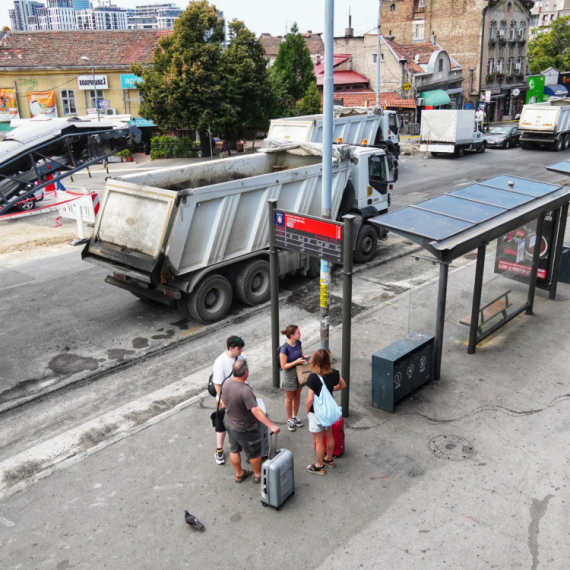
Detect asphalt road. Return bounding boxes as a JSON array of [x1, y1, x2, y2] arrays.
[[0, 145, 568, 417]]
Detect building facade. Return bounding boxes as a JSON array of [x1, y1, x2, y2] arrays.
[[380, 0, 534, 119], [76, 5, 128, 30], [259, 31, 324, 66], [8, 0, 45, 31]]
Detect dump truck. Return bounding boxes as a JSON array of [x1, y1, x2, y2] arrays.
[[82, 142, 397, 323], [518, 99, 570, 151], [268, 106, 402, 157], [419, 109, 486, 157]]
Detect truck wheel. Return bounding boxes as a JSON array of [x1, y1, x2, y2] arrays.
[[553, 138, 563, 152], [564, 134, 570, 149], [430, 152, 439, 157], [454, 146, 465, 158], [178, 274, 233, 323], [354, 224, 377, 264], [520, 141, 532, 150], [235, 259, 270, 306]]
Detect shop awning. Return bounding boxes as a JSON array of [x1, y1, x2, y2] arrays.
[[544, 84, 569, 97], [419, 89, 451, 107]]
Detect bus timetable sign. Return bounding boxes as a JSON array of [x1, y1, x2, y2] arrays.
[[274, 210, 343, 264]]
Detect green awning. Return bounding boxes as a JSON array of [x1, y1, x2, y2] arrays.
[[0, 122, 14, 131], [420, 89, 451, 107]]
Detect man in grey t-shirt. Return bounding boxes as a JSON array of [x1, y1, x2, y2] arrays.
[[222, 360, 280, 484]]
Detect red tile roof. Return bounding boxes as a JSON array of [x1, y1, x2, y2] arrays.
[[0, 30, 171, 69], [384, 38, 460, 74], [317, 70, 369, 87], [313, 54, 350, 75], [259, 33, 324, 57], [329, 90, 416, 109]]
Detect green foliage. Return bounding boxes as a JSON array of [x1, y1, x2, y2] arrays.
[[150, 136, 201, 160], [295, 82, 322, 116], [272, 22, 316, 103], [528, 16, 570, 74], [116, 149, 132, 158]]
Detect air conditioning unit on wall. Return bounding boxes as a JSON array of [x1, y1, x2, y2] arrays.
[[105, 108, 117, 115]]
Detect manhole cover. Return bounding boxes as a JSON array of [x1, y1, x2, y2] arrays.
[[429, 435, 474, 461]]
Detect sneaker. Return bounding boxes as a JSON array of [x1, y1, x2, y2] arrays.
[[292, 416, 304, 427], [215, 450, 225, 465], [287, 420, 296, 432]]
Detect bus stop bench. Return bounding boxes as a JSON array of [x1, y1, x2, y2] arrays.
[[460, 290, 512, 335]]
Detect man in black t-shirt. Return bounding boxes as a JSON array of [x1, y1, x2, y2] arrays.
[[222, 360, 280, 484]]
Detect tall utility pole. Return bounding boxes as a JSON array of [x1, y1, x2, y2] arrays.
[[320, 0, 334, 350], [376, 0, 381, 106]]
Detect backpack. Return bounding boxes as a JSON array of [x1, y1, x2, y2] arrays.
[[208, 356, 237, 397], [276, 340, 302, 370], [312, 374, 342, 428]]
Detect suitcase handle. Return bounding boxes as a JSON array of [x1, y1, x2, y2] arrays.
[[268, 432, 278, 459]]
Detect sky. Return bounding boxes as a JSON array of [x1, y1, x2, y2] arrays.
[[1, 0, 381, 38]]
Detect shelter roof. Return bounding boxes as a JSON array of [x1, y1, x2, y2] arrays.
[[369, 175, 570, 263], [0, 30, 171, 69]]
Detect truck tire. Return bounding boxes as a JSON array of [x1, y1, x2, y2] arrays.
[[520, 141, 533, 150], [235, 259, 270, 306], [454, 146, 465, 158], [354, 224, 378, 264], [564, 134, 570, 149], [552, 138, 563, 152], [178, 274, 233, 323], [430, 152, 439, 157]]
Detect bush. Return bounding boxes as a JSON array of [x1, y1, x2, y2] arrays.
[[150, 135, 201, 160], [116, 149, 132, 158]]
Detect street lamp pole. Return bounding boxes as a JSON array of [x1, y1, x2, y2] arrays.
[[81, 56, 100, 122]]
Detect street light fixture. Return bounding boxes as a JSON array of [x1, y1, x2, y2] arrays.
[[81, 56, 100, 122]]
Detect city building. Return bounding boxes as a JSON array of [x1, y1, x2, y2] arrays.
[[76, 3, 128, 30], [8, 0, 45, 31], [380, 0, 534, 120], [127, 2, 182, 29], [0, 29, 169, 145], [530, 0, 570, 38], [73, 0, 91, 10], [313, 54, 371, 92], [259, 31, 324, 66]]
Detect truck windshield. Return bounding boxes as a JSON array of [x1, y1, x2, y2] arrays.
[[368, 155, 387, 192], [388, 114, 398, 135]]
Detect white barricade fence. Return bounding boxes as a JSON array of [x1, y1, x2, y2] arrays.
[[57, 190, 100, 241]]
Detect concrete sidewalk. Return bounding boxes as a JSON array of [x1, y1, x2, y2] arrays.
[[1, 246, 569, 569]]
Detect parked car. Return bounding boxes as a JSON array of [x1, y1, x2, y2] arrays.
[[486, 126, 521, 149]]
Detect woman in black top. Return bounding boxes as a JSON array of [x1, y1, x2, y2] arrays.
[[305, 349, 346, 475]]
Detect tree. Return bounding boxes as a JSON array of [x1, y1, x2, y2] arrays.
[[528, 16, 570, 74], [295, 82, 322, 116], [272, 22, 316, 103], [132, 1, 225, 155]]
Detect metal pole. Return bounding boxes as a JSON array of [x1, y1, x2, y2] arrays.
[[341, 215, 355, 417], [526, 214, 545, 315], [434, 262, 449, 381], [549, 204, 568, 300], [468, 244, 486, 354], [321, 0, 334, 350], [376, 0, 381, 106], [267, 200, 280, 389], [91, 63, 100, 122]]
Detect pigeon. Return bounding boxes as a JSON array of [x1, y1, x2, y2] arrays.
[[185, 511, 205, 531]]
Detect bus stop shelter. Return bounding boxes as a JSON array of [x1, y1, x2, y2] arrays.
[[369, 174, 570, 380]]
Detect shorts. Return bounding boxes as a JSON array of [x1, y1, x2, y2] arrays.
[[308, 412, 325, 433], [281, 366, 300, 391], [223, 418, 262, 459], [212, 408, 226, 433]]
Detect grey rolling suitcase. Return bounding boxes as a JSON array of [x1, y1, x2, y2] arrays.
[[256, 397, 269, 460], [260, 433, 294, 510]]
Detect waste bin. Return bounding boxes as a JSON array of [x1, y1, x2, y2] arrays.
[[558, 242, 570, 283], [372, 332, 434, 413]]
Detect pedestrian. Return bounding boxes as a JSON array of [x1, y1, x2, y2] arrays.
[[305, 348, 346, 475], [223, 359, 280, 484], [212, 335, 246, 465], [279, 324, 307, 432], [221, 139, 231, 158]]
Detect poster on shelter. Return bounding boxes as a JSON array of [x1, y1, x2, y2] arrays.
[[27, 90, 58, 118], [494, 213, 555, 284], [0, 88, 19, 121]]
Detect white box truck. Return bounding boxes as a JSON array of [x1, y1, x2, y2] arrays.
[[518, 99, 570, 151], [419, 109, 486, 157], [268, 106, 401, 157], [82, 142, 397, 323]]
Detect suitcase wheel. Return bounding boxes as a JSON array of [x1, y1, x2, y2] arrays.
[[261, 501, 268, 507]]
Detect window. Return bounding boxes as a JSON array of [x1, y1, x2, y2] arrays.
[[438, 58, 443, 72], [368, 155, 386, 184], [490, 20, 497, 38], [497, 57, 504, 73], [509, 21, 515, 40], [89, 89, 105, 109], [371, 53, 384, 63], [390, 3, 395, 11], [61, 89, 76, 115], [412, 20, 425, 41], [507, 2, 512, 11], [508, 56, 514, 74], [519, 21, 526, 37], [488, 58, 495, 74]]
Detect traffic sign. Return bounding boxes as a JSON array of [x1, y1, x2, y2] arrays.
[[403, 82, 410, 91], [274, 210, 343, 264]]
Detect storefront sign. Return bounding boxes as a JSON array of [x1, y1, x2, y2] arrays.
[[130, 117, 155, 127], [120, 74, 143, 89], [78, 75, 109, 90], [485, 90, 491, 103], [27, 90, 58, 118], [97, 99, 111, 109], [559, 72, 570, 87], [0, 88, 19, 122], [526, 75, 545, 104], [495, 213, 555, 284]]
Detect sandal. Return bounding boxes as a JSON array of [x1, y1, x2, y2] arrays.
[[306, 464, 326, 475], [235, 469, 254, 483], [252, 475, 261, 484], [323, 458, 336, 468]]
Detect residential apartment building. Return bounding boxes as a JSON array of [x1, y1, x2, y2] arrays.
[[8, 0, 45, 31], [259, 31, 324, 66], [76, 4, 128, 30], [127, 2, 182, 29], [530, 0, 570, 37], [380, 0, 534, 120]]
